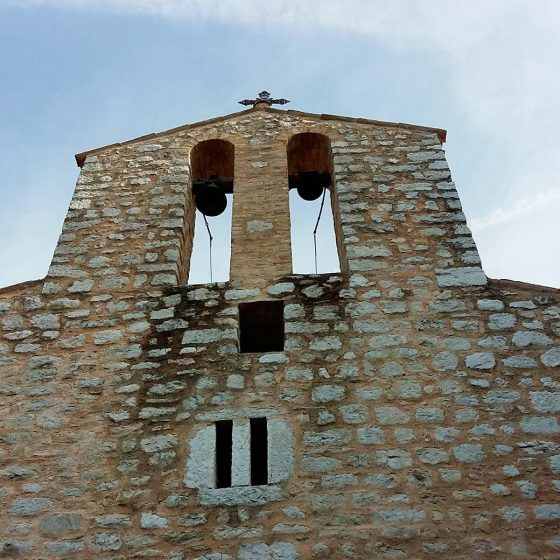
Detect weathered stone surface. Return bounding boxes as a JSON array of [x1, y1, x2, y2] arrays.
[[521, 416, 560, 434], [432, 351, 458, 371], [477, 299, 504, 311], [238, 541, 298, 560], [140, 513, 168, 529], [312, 385, 345, 403], [373, 508, 427, 524], [45, 541, 85, 555], [503, 355, 537, 368], [303, 428, 351, 446], [267, 282, 295, 296], [535, 504, 560, 520], [199, 486, 283, 507], [465, 352, 495, 370], [416, 407, 444, 423], [488, 313, 516, 330], [93, 329, 122, 344], [453, 444, 486, 463], [182, 328, 236, 344], [376, 449, 412, 469], [530, 391, 560, 413], [357, 427, 385, 444], [140, 434, 177, 453], [418, 447, 449, 464], [375, 407, 410, 425], [513, 331, 553, 347], [542, 347, 560, 367], [90, 532, 122, 551], [436, 267, 487, 287], [309, 336, 342, 350], [10, 497, 54, 516], [40, 513, 82, 534]]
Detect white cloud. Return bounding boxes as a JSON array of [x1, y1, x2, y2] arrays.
[[4, 0, 519, 49], [470, 189, 560, 232], [473, 197, 560, 287]]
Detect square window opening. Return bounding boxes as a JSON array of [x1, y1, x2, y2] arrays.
[[239, 301, 284, 353]]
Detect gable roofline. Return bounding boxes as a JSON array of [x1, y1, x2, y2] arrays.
[[488, 277, 560, 295], [74, 106, 447, 167]]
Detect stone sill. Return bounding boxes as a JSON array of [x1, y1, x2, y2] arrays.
[[198, 485, 283, 506]]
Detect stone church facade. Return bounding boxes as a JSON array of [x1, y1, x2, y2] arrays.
[[1, 102, 559, 559]]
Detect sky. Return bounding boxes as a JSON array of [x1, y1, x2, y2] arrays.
[[0, 0, 559, 288]]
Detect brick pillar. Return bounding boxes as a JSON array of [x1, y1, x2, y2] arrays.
[[230, 132, 292, 284]]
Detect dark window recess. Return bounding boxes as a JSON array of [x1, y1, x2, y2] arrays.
[[215, 420, 233, 488], [250, 418, 268, 485], [239, 301, 284, 353]]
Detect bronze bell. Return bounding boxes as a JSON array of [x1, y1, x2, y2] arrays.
[[295, 170, 330, 201], [193, 180, 227, 217]]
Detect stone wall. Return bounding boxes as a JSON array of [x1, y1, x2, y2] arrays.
[[0, 107, 559, 559]]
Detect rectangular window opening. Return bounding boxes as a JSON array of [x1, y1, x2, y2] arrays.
[[239, 300, 284, 353], [250, 417, 268, 486], [215, 420, 233, 488]]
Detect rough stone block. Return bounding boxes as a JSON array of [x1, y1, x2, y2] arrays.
[[453, 444, 485, 463], [40, 513, 82, 534], [435, 267, 487, 287]]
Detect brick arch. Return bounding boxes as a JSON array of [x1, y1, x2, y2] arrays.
[[287, 132, 333, 178], [189, 138, 235, 182]]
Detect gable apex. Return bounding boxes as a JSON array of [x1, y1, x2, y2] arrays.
[[74, 106, 447, 167]]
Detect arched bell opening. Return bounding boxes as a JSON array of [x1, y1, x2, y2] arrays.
[[187, 139, 234, 284], [287, 133, 344, 275]]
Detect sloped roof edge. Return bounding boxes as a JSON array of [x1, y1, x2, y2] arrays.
[[488, 277, 560, 295], [0, 278, 43, 296], [75, 106, 447, 167]]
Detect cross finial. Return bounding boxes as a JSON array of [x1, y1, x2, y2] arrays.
[[239, 90, 290, 108]]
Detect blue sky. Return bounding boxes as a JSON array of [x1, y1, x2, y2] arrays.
[[1, 0, 559, 287]]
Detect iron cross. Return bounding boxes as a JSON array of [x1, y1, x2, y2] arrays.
[[239, 91, 290, 108]]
